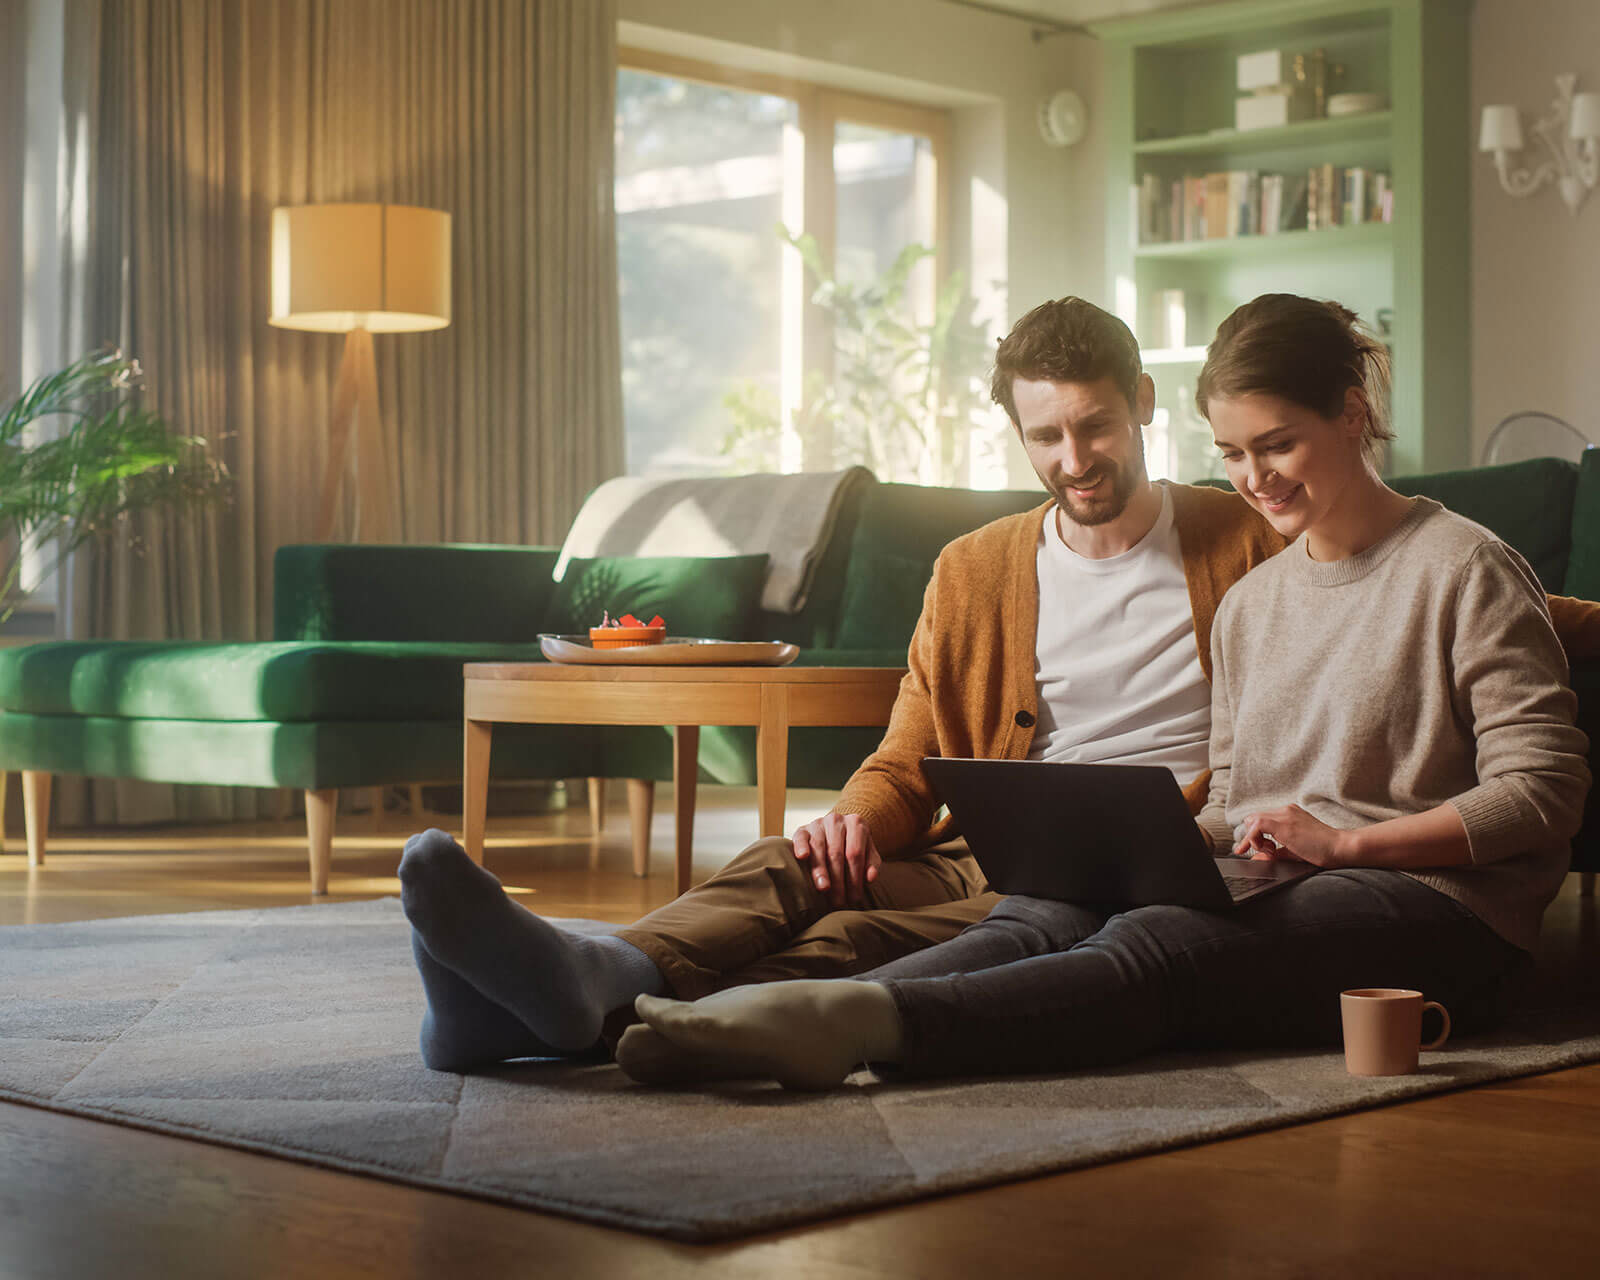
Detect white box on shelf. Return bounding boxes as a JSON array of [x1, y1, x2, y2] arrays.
[[1237, 49, 1285, 92], [1235, 91, 1299, 132]]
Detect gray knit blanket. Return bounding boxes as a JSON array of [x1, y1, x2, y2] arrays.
[[553, 467, 874, 613]]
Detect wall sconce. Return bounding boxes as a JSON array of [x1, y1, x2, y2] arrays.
[[1479, 73, 1600, 215]]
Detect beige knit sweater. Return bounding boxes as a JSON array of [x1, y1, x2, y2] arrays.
[[1197, 498, 1591, 952]]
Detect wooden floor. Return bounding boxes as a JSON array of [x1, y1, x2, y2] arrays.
[[3, 787, 1599, 1278]]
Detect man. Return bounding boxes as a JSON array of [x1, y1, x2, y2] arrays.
[[397, 297, 1600, 1071]]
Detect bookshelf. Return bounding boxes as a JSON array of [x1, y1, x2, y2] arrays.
[[1132, 110, 1393, 158], [1091, 0, 1470, 479], [1133, 220, 1393, 261]]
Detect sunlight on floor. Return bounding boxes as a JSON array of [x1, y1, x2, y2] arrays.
[[0, 787, 843, 925]]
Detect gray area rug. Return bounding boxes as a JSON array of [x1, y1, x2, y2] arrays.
[[3, 898, 1599, 1242]]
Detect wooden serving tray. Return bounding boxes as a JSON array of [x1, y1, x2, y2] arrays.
[[537, 635, 800, 667]]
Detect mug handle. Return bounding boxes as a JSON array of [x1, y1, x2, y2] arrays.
[[1422, 1001, 1451, 1052]]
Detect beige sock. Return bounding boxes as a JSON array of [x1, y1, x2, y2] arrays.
[[631, 980, 905, 1091], [614, 1023, 765, 1086]]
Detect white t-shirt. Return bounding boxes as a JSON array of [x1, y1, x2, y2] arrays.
[[1027, 482, 1212, 785]]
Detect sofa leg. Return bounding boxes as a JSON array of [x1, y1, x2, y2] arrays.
[[588, 777, 607, 835], [626, 779, 653, 878], [408, 784, 426, 818], [1582, 872, 1595, 899], [305, 788, 336, 896], [22, 771, 50, 868]]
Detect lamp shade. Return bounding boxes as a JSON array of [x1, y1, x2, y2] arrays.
[[1478, 104, 1524, 153], [269, 203, 451, 333], [1571, 91, 1600, 141]]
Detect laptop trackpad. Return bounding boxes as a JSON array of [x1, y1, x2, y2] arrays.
[[1214, 856, 1317, 901]]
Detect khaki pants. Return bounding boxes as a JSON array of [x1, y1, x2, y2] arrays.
[[614, 836, 1002, 1000]]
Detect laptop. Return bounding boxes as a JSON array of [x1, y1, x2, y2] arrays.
[[921, 757, 1318, 910]]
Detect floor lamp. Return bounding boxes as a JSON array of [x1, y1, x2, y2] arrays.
[[269, 203, 451, 541]]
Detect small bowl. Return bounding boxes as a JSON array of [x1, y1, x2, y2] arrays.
[[1326, 92, 1386, 117], [589, 625, 667, 650]]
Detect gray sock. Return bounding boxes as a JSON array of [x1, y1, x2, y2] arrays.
[[410, 932, 567, 1071], [398, 828, 665, 1052]]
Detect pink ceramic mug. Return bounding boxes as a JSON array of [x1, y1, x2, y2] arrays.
[[1340, 988, 1451, 1076]]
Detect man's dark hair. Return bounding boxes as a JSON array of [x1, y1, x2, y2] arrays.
[[989, 297, 1143, 427]]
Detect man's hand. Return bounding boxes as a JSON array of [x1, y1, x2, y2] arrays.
[[1233, 804, 1353, 868], [792, 812, 882, 908]]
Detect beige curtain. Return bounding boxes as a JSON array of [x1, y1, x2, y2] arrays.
[[53, 0, 623, 825]]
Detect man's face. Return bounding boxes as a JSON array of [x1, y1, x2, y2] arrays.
[[1012, 373, 1155, 527]]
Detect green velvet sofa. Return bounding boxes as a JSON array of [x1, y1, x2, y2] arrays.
[[2, 453, 1598, 894]]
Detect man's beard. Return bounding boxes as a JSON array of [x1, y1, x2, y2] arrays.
[[1056, 450, 1146, 528]]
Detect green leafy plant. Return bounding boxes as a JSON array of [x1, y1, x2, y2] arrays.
[[722, 228, 1001, 485], [0, 348, 230, 623]]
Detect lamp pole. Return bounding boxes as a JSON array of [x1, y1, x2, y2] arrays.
[[317, 326, 388, 543]]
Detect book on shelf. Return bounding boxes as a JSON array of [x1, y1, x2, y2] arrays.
[[1284, 173, 1310, 231], [1134, 165, 1393, 246], [1344, 168, 1365, 226], [1204, 172, 1227, 238]]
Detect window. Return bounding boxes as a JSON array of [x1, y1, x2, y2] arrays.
[[834, 121, 937, 292], [615, 67, 790, 475], [616, 52, 980, 483]]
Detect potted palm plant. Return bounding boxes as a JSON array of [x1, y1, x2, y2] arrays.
[[0, 348, 229, 625]]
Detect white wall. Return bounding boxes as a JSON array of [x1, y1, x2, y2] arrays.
[[1471, 0, 1600, 459]]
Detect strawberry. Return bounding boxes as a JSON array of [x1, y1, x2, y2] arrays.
[[648, 615, 665, 629], [619, 613, 641, 628]]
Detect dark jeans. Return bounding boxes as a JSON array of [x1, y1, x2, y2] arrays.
[[863, 869, 1530, 1078]]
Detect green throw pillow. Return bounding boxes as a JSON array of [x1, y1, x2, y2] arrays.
[[547, 555, 771, 640]]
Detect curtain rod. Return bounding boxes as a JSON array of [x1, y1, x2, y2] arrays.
[[938, 0, 1094, 41]]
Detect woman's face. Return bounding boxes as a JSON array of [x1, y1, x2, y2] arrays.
[[1207, 389, 1367, 542]]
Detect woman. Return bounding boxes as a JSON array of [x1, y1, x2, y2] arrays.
[[615, 294, 1592, 1089]]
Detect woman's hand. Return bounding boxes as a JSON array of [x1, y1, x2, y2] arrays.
[[1232, 805, 1354, 868]]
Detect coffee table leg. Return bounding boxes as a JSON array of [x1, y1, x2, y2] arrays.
[[463, 717, 492, 865], [626, 780, 654, 877], [673, 724, 699, 896], [755, 684, 790, 838]]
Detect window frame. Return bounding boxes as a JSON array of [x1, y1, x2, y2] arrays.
[[617, 47, 952, 472]]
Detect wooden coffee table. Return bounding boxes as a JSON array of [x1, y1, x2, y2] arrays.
[[461, 663, 907, 894]]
